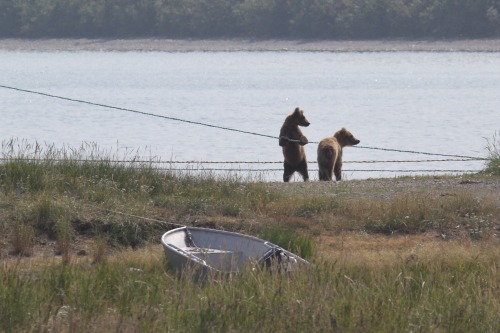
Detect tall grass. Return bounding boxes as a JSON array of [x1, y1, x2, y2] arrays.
[[0, 140, 283, 247], [484, 131, 500, 175], [0, 139, 499, 332], [1, 246, 498, 332]]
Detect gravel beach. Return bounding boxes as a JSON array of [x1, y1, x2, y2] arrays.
[[2, 38, 500, 52]]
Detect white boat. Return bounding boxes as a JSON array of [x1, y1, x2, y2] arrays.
[[161, 226, 309, 279]]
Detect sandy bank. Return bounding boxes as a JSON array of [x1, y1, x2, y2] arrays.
[[2, 38, 500, 52]]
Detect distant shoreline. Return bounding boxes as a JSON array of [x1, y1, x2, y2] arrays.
[[2, 38, 500, 52]]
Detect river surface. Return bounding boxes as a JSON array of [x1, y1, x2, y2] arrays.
[[1, 50, 499, 181]]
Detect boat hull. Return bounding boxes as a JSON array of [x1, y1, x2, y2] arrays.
[[161, 226, 308, 279]]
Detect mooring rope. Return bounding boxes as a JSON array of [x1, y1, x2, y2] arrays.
[[351, 145, 486, 160], [0, 84, 487, 160], [148, 157, 484, 164], [0, 84, 277, 140], [146, 167, 481, 173]]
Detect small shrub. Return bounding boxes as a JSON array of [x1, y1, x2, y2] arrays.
[[32, 194, 69, 237], [92, 236, 108, 264], [55, 216, 73, 263], [10, 223, 35, 256]]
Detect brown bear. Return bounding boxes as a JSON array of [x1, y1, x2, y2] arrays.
[[317, 128, 360, 181], [279, 107, 310, 182]]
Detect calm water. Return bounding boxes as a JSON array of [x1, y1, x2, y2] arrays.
[[1, 50, 499, 181]]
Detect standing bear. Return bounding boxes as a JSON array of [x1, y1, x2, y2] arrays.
[[279, 107, 310, 182], [317, 128, 360, 181]]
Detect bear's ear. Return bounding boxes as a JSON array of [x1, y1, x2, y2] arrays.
[[293, 107, 301, 115], [335, 128, 347, 137]]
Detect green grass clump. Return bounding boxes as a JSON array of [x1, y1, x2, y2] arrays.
[[258, 225, 316, 259], [484, 132, 500, 175]]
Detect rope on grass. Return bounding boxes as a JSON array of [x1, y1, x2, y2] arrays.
[[102, 208, 187, 228]]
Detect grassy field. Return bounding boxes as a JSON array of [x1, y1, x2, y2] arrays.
[[0, 139, 499, 332]]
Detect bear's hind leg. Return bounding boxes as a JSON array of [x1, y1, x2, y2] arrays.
[[334, 160, 342, 181], [326, 165, 334, 181], [318, 161, 334, 181], [297, 160, 309, 182], [318, 167, 326, 181], [283, 162, 295, 182]]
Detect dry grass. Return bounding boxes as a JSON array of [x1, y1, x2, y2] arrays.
[[317, 231, 499, 268]]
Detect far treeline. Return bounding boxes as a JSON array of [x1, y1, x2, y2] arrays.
[[1, 0, 500, 39]]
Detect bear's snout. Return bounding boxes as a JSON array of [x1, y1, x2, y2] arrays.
[[353, 139, 360, 145], [302, 121, 310, 127]]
